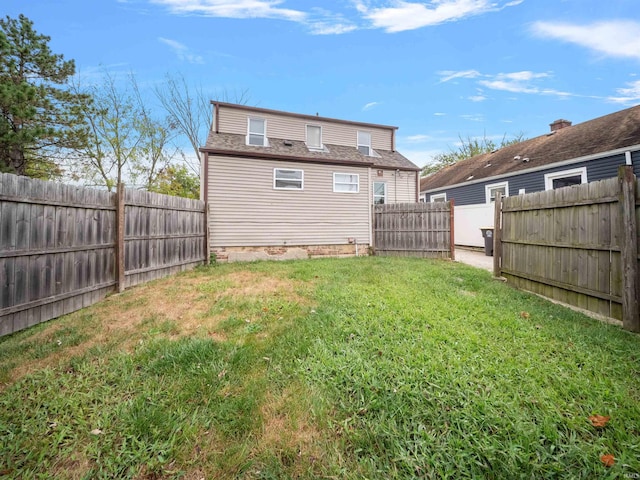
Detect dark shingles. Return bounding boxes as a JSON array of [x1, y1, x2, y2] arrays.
[[421, 105, 640, 192]]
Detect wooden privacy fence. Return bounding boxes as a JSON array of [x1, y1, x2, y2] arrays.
[[0, 173, 207, 337], [493, 166, 639, 332], [373, 201, 454, 259]]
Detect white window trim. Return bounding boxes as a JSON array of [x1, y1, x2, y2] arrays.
[[373, 181, 387, 204], [305, 124, 323, 150], [430, 193, 446, 202], [247, 117, 268, 147], [273, 168, 304, 190], [544, 167, 587, 190], [485, 181, 509, 204], [357, 131, 372, 156], [333, 172, 360, 193]]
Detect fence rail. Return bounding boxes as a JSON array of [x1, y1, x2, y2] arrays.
[[0, 173, 207, 337], [373, 202, 454, 259], [494, 166, 639, 332]]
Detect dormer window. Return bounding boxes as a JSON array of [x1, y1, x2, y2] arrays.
[[357, 131, 371, 156], [247, 117, 267, 146], [306, 125, 322, 150]]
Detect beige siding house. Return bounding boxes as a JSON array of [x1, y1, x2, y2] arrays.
[[200, 102, 420, 262]]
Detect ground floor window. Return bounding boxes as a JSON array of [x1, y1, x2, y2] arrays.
[[334, 173, 359, 193], [485, 181, 508, 203], [274, 168, 303, 190], [544, 167, 587, 190], [430, 193, 446, 202]]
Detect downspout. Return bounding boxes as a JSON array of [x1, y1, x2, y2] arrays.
[[204, 152, 209, 204], [368, 167, 373, 252], [415, 171, 420, 202], [203, 151, 210, 263], [395, 169, 398, 203]]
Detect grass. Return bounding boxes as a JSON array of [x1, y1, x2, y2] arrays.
[[0, 256, 639, 479]]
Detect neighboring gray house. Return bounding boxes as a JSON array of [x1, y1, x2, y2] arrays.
[[200, 102, 420, 262], [420, 105, 640, 247]]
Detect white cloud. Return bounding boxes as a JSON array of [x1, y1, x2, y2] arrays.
[[438, 69, 481, 83], [308, 21, 358, 35], [149, 0, 523, 35], [151, 0, 360, 35], [479, 79, 536, 94], [460, 113, 484, 122], [433, 112, 446, 116], [158, 37, 204, 64], [478, 71, 572, 97], [362, 101, 380, 111], [151, 0, 305, 21], [531, 20, 640, 61], [438, 68, 573, 98], [499, 71, 549, 82], [406, 134, 432, 142], [607, 80, 640, 105], [306, 7, 358, 34], [358, 0, 522, 33]]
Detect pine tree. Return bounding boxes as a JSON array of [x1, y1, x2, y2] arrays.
[[0, 14, 90, 178]]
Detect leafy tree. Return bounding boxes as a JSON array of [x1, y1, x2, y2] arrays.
[[149, 164, 200, 199], [71, 72, 175, 191], [0, 14, 90, 178], [422, 132, 526, 176]]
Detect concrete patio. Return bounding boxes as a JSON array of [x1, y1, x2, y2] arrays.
[[454, 247, 493, 272]]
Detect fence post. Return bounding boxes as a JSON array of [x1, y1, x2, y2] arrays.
[[449, 199, 455, 261], [493, 192, 502, 277], [116, 183, 126, 293], [205, 203, 211, 265], [618, 166, 639, 332]]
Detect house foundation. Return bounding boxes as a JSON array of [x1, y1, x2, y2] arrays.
[[211, 244, 369, 262]]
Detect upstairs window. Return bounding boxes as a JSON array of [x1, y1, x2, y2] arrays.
[[306, 125, 322, 150], [334, 173, 359, 193], [274, 168, 303, 190], [357, 131, 371, 156], [485, 182, 508, 203], [373, 182, 387, 204], [247, 117, 267, 146]]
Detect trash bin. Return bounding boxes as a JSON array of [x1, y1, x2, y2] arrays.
[[480, 227, 494, 256]]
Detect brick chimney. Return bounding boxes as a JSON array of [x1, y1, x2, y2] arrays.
[[550, 119, 572, 132]]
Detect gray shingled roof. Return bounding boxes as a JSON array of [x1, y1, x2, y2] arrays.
[[421, 104, 640, 192], [202, 132, 419, 171]]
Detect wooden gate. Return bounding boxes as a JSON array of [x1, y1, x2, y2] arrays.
[[373, 202, 454, 259]]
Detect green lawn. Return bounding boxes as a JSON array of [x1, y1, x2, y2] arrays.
[[1, 257, 639, 479]]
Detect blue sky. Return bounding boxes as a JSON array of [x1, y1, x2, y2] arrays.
[[5, 0, 640, 168]]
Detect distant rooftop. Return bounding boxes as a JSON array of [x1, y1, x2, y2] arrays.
[[421, 104, 640, 192]]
